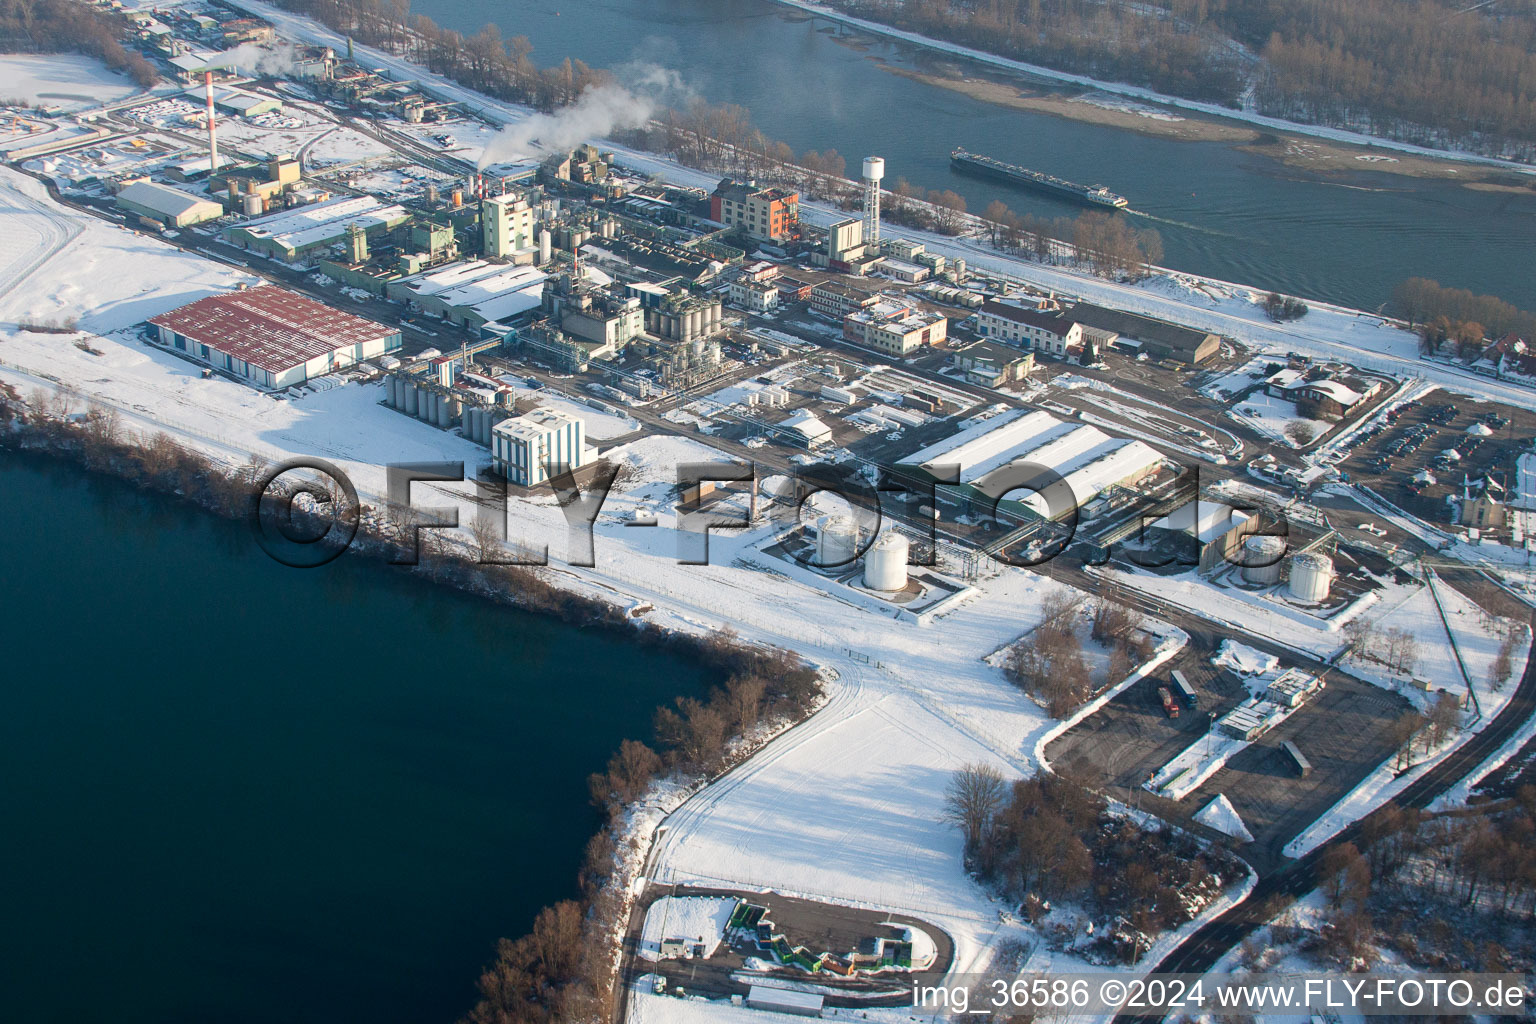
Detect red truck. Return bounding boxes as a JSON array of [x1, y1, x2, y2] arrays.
[[1157, 686, 1181, 719]]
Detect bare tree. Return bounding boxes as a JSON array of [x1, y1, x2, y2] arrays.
[[943, 762, 1007, 856]]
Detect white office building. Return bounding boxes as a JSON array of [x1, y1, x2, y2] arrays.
[[491, 407, 587, 486]]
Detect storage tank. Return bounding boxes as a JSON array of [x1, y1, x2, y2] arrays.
[[242, 193, 263, 216], [1288, 552, 1334, 603], [538, 228, 552, 265], [404, 383, 419, 416], [1241, 534, 1286, 585], [815, 515, 861, 568], [863, 531, 909, 591], [862, 156, 885, 182]]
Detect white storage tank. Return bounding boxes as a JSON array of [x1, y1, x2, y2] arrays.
[[242, 193, 263, 216], [863, 531, 909, 591], [1241, 534, 1286, 585], [1289, 552, 1334, 603], [815, 515, 861, 568]]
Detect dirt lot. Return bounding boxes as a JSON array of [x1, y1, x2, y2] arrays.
[[1047, 643, 1411, 871]]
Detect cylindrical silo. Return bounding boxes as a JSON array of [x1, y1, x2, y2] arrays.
[[1289, 552, 1334, 603], [1241, 534, 1286, 585], [465, 408, 480, 441], [864, 531, 909, 591], [242, 193, 263, 216], [437, 396, 451, 428], [404, 383, 419, 416], [815, 515, 861, 568], [538, 229, 552, 265]]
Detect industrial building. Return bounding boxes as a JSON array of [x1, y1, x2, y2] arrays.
[[147, 285, 402, 388], [809, 281, 877, 319], [950, 340, 1033, 387], [1143, 499, 1259, 573], [709, 178, 799, 242], [897, 408, 1165, 519], [491, 407, 588, 486], [1068, 302, 1222, 365], [842, 298, 947, 357], [975, 300, 1082, 358], [223, 195, 411, 261], [388, 260, 547, 328], [481, 191, 536, 258], [114, 180, 224, 228]]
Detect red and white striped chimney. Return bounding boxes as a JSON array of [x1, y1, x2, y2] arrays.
[[204, 71, 219, 174]]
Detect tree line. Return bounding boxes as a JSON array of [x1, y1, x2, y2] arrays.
[[839, 0, 1536, 156], [1391, 277, 1536, 359], [944, 763, 1242, 963], [0, 0, 158, 88], [1293, 787, 1536, 968]]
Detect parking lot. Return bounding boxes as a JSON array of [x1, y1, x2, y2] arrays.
[[1047, 645, 1412, 870], [1341, 395, 1534, 528]]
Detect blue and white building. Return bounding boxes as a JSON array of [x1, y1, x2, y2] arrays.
[[491, 407, 587, 486]]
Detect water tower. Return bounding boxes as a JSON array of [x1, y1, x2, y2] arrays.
[[862, 156, 884, 246]]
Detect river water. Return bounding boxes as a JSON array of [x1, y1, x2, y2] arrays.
[[0, 454, 710, 1023], [428, 0, 1536, 312]]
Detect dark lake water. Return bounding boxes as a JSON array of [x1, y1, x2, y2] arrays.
[[425, 0, 1536, 312], [0, 453, 710, 1023]]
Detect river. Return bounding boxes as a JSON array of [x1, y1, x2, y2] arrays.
[[0, 453, 711, 1024], [426, 0, 1536, 313]]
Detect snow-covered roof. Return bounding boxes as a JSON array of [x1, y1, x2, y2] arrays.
[[232, 195, 406, 250], [1302, 379, 1363, 405], [399, 260, 547, 321], [117, 180, 220, 218], [781, 409, 832, 444], [1148, 499, 1251, 545]]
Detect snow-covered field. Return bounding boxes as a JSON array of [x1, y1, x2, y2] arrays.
[[0, 168, 244, 329], [0, 54, 143, 110]]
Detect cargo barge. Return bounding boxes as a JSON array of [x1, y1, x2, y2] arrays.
[[950, 148, 1129, 209]]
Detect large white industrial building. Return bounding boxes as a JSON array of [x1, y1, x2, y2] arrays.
[[491, 407, 589, 486], [897, 408, 1164, 517]]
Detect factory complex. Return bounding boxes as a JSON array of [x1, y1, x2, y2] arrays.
[[6, 7, 1536, 1023]]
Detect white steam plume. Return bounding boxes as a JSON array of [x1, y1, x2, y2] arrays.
[[206, 42, 298, 77], [477, 64, 691, 170]]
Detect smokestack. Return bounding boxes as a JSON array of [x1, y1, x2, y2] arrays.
[[204, 72, 219, 174]]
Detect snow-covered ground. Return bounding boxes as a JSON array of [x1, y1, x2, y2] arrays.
[[0, 168, 244, 329], [1230, 391, 1332, 449], [0, 54, 143, 111], [638, 896, 738, 962]]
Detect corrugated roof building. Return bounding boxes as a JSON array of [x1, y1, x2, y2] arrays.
[[147, 284, 402, 388], [115, 181, 225, 228]]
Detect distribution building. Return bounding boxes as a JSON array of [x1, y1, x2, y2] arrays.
[[491, 407, 587, 486], [147, 285, 402, 388]]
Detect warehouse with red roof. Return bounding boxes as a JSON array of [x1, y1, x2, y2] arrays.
[[147, 285, 402, 389]]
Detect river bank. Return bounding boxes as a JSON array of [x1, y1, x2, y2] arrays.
[[762, 0, 1536, 176], [882, 61, 1533, 188]]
